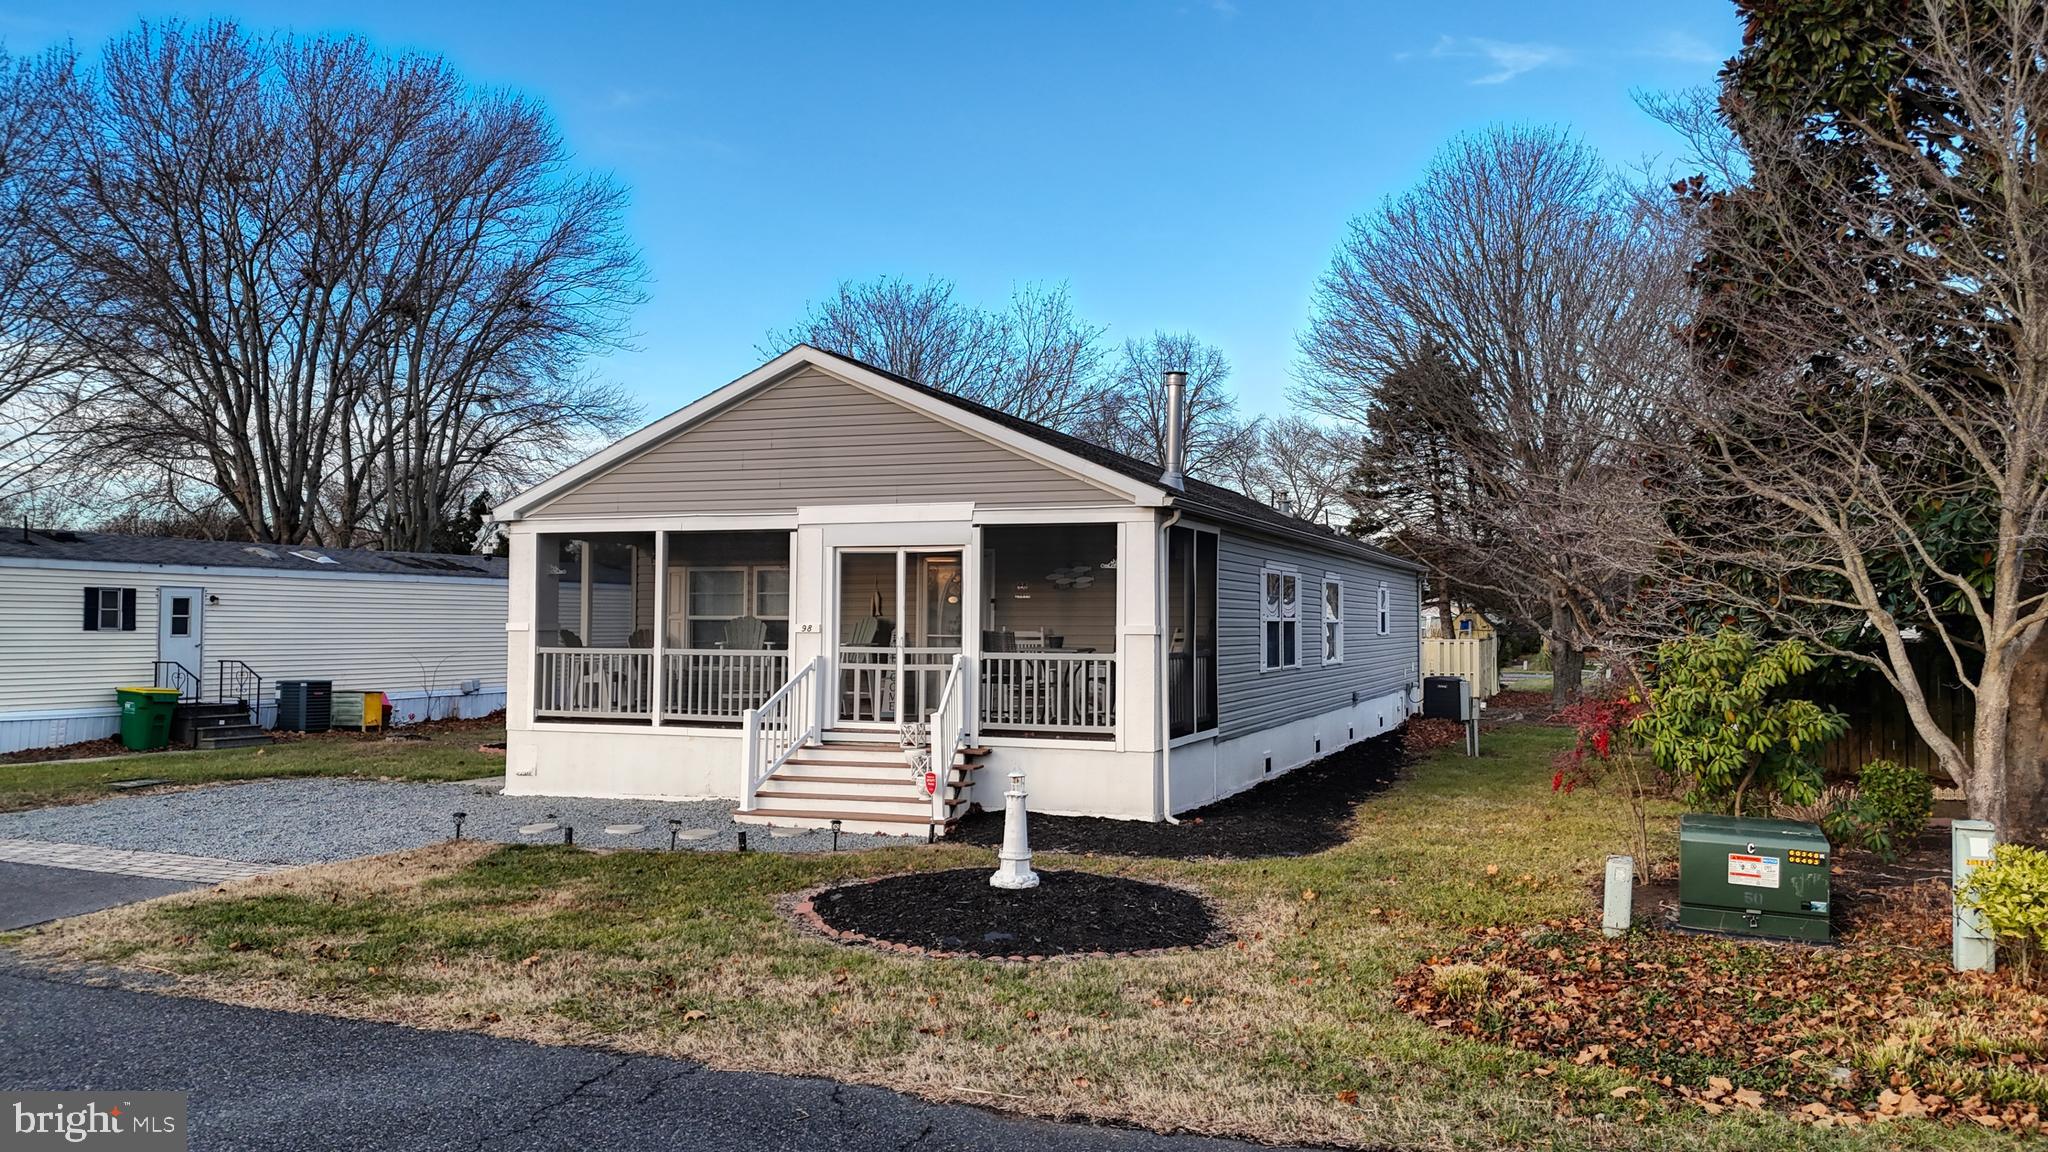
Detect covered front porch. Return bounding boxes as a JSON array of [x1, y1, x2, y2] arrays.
[[529, 522, 1124, 740], [532, 529, 791, 725]]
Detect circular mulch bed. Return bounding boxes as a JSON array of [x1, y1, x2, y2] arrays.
[[801, 868, 1223, 959]]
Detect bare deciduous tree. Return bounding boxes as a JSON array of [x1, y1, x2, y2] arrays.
[[765, 277, 1106, 431], [0, 45, 87, 510], [1646, 0, 2048, 835], [1207, 414, 1358, 525], [1297, 125, 1687, 706], [39, 21, 641, 548], [1076, 331, 1245, 479]]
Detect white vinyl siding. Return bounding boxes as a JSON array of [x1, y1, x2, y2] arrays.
[[0, 563, 507, 716]]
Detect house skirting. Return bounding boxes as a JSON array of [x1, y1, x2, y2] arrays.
[[0, 685, 507, 755], [1166, 687, 1413, 817]]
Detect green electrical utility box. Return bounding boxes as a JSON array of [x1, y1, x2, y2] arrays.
[[1677, 815, 1833, 943]]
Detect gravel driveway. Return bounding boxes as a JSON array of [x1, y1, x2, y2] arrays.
[[0, 779, 900, 865]]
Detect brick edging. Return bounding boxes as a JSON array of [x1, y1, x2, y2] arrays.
[[779, 870, 1233, 963]]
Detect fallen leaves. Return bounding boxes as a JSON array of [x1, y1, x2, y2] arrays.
[[1393, 889, 2048, 1132]]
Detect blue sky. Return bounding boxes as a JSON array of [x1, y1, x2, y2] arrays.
[[2, 1, 1741, 419]]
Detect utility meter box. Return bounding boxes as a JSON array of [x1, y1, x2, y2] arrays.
[[1677, 814, 1833, 943], [1422, 675, 1472, 721]]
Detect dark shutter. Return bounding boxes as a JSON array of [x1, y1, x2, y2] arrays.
[[82, 587, 99, 631], [120, 587, 137, 631]]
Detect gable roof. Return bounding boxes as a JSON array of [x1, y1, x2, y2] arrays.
[[0, 530, 507, 580], [500, 345, 1421, 572]]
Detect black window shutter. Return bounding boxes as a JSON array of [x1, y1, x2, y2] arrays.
[[120, 588, 137, 631], [82, 587, 99, 631]]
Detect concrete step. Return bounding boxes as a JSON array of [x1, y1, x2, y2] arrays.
[[197, 731, 271, 750]]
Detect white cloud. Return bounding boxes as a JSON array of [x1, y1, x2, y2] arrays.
[[1640, 29, 1726, 67], [1428, 36, 1572, 85]]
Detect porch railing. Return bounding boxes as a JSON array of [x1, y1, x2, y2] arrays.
[[741, 655, 823, 811], [979, 652, 1117, 734], [926, 653, 974, 822], [836, 646, 959, 724], [152, 660, 200, 700], [534, 648, 655, 719], [663, 649, 787, 723]]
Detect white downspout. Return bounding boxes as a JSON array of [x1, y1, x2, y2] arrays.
[[1157, 507, 1182, 824]]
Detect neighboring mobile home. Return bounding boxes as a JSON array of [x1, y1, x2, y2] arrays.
[[0, 531, 510, 753], [494, 346, 1424, 834]]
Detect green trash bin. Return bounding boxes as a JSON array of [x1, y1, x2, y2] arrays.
[[116, 686, 181, 751]]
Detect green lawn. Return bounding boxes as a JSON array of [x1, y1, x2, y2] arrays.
[[9, 724, 2029, 1151], [0, 727, 504, 812]]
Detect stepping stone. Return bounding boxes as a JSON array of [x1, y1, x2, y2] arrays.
[[518, 822, 559, 835], [676, 828, 717, 842], [106, 779, 170, 791], [767, 828, 805, 839], [603, 824, 646, 836]]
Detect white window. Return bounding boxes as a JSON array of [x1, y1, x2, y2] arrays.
[[1323, 577, 1344, 664], [1377, 583, 1392, 636], [85, 586, 127, 631], [683, 566, 790, 649], [1261, 567, 1299, 670]]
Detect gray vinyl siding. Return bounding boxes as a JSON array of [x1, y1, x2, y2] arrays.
[[535, 368, 1115, 516], [1214, 527, 1419, 741]]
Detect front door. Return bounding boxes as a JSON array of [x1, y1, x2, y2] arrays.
[[156, 586, 204, 693], [835, 549, 963, 727]]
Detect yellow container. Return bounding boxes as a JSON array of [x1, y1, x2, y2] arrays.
[[331, 690, 384, 732]]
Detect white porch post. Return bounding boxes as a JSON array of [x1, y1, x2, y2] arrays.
[[651, 531, 668, 727], [1117, 518, 1165, 812], [577, 539, 593, 643], [507, 525, 541, 732], [963, 525, 983, 746], [894, 548, 907, 726]]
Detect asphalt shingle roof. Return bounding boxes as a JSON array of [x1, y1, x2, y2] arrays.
[[807, 347, 1421, 571], [0, 529, 507, 580]]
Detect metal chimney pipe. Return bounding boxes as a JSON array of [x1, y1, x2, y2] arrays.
[[1160, 370, 1187, 489]]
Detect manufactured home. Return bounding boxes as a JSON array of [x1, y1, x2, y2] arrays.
[[0, 531, 510, 753], [494, 346, 1423, 834]]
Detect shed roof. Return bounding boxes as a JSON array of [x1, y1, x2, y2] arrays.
[[0, 530, 507, 580]]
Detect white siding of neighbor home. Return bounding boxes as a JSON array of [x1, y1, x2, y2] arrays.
[[533, 367, 1116, 517], [1212, 526, 1419, 742], [0, 561, 507, 724]]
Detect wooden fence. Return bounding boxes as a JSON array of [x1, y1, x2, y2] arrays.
[[1804, 653, 1971, 783], [1422, 635, 1501, 699]]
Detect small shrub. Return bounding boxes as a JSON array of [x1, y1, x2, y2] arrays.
[[1835, 759, 1935, 860], [1957, 844, 2048, 980], [1781, 782, 1857, 829]]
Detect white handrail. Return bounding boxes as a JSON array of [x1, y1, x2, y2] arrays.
[[740, 654, 822, 812], [925, 653, 974, 824]]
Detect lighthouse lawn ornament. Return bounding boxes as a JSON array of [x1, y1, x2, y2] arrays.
[[990, 770, 1039, 890]]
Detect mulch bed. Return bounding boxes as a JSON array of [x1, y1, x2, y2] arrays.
[[1399, 839, 2047, 1132], [949, 732, 1406, 861], [799, 868, 1224, 959], [3, 711, 509, 763]]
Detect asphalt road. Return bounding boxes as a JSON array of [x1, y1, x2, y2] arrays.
[[0, 968, 1315, 1151], [0, 860, 196, 930]]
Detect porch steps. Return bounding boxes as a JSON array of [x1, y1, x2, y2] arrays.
[[733, 738, 987, 838], [174, 701, 272, 751]]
